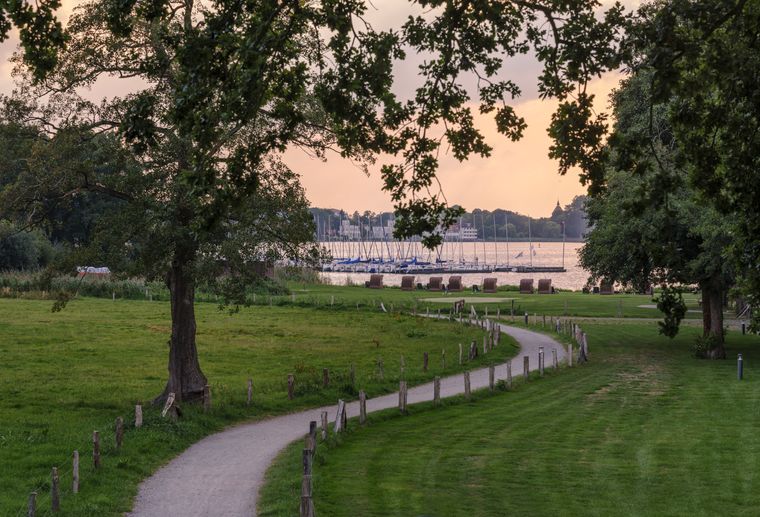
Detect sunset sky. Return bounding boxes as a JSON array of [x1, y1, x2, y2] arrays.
[[0, 1, 629, 218]]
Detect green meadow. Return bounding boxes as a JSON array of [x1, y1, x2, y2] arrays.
[[259, 320, 760, 517], [0, 296, 498, 515]]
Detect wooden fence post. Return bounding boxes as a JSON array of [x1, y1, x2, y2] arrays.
[[93, 431, 100, 469], [287, 374, 295, 400], [552, 348, 558, 369], [309, 421, 317, 454], [376, 358, 384, 380], [50, 467, 60, 512], [135, 404, 143, 428], [400, 355, 405, 377], [321, 411, 328, 440], [464, 371, 471, 399], [506, 362, 512, 389], [539, 347, 544, 377], [423, 352, 429, 371], [359, 391, 367, 425], [399, 381, 408, 413], [441, 349, 446, 369], [567, 343, 573, 366], [247, 378, 253, 405], [543, 314, 546, 327], [300, 473, 314, 517], [334, 400, 346, 433], [322, 368, 329, 388], [27, 491, 36, 517], [483, 336, 487, 354], [72, 450, 79, 494], [203, 384, 211, 411], [489, 365, 495, 391], [458, 343, 463, 365], [115, 416, 124, 449], [434, 376, 441, 405], [523, 356, 529, 380]]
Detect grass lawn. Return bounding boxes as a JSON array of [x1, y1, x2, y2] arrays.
[[286, 283, 706, 320], [259, 321, 760, 516], [0, 296, 503, 516]]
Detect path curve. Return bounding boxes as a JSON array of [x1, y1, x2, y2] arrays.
[[129, 323, 565, 517]]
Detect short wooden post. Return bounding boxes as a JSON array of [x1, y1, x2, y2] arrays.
[[247, 378, 253, 405], [376, 357, 384, 380], [464, 371, 471, 399], [135, 404, 143, 428], [115, 416, 124, 449], [322, 368, 330, 388], [458, 343, 463, 365], [27, 491, 36, 517], [72, 450, 79, 493], [423, 352, 429, 371], [434, 376, 441, 405], [506, 362, 512, 389], [539, 347, 544, 377], [483, 335, 487, 354], [51, 467, 60, 512], [321, 411, 328, 440], [93, 430, 101, 469], [302, 447, 312, 475], [334, 399, 346, 433], [567, 343, 573, 366], [309, 421, 317, 454], [300, 473, 313, 517], [400, 355, 405, 377], [287, 374, 295, 400], [359, 390, 367, 425], [523, 356, 529, 380], [552, 348, 558, 369], [399, 381, 407, 412], [203, 384, 212, 411], [489, 365, 495, 391], [441, 349, 446, 369]]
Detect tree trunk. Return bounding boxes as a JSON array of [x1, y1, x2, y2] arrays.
[[700, 281, 712, 337], [154, 257, 208, 405], [704, 279, 726, 359]]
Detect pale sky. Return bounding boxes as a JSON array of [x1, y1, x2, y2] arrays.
[[0, 1, 628, 218]]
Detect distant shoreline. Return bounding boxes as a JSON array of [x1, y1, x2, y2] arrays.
[[318, 238, 586, 243]]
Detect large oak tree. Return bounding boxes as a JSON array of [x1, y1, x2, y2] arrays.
[[0, 0, 627, 402]]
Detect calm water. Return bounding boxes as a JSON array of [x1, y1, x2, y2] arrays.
[[318, 241, 589, 290]]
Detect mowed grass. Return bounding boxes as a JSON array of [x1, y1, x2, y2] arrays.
[[288, 283, 705, 319], [0, 297, 505, 516], [259, 322, 760, 517]]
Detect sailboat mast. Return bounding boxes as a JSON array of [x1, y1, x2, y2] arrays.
[[493, 213, 498, 267], [528, 217, 533, 268], [505, 212, 510, 267]]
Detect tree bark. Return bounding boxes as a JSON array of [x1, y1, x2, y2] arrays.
[[704, 278, 726, 359], [154, 256, 208, 404], [700, 280, 712, 337]]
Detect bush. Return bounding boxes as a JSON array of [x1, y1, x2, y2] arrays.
[[0, 222, 55, 270], [692, 334, 723, 359]]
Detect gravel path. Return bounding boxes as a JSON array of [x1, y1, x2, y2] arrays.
[[129, 323, 565, 517]]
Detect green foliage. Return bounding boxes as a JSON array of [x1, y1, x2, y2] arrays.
[[654, 286, 686, 338], [0, 222, 55, 270], [692, 333, 723, 359]]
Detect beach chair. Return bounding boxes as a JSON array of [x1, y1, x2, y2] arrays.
[[448, 275, 463, 292], [368, 274, 384, 289], [599, 280, 614, 295], [427, 277, 443, 291], [483, 277, 498, 293], [537, 279, 552, 294], [519, 278, 534, 294], [400, 275, 415, 291]]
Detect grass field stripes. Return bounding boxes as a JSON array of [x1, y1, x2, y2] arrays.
[[293, 313, 576, 517]]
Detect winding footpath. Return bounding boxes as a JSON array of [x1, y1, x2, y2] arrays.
[[129, 323, 565, 517]]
